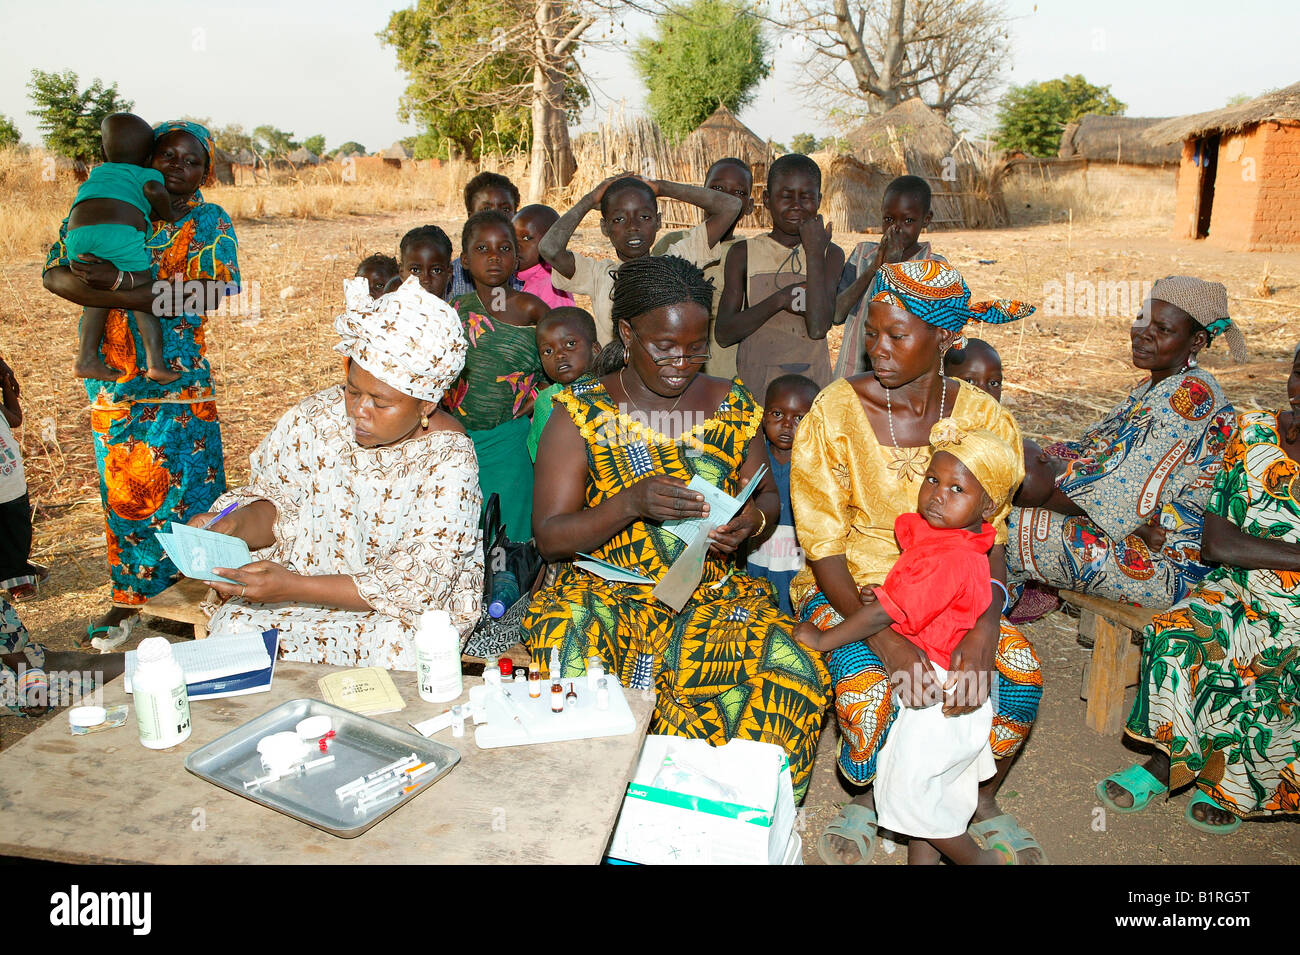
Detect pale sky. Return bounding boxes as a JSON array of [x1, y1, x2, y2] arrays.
[[1, 0, 1296, 153]]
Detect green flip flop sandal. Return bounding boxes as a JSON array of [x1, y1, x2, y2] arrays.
[[816, 803, 878, 865], [1096, 764, 1168, 814], [1185, 790, 1242, 834], [968, 812, 1048, 865]]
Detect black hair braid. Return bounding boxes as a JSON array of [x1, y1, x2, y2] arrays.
[[399, 224, 452, 259], [601, 255, 715, 372], [461, 209, 518, 254]]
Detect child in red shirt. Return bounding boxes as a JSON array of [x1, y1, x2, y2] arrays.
[[796, 419, 1023, 864]]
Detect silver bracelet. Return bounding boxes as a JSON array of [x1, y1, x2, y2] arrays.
[[111, 270, 124, 291], [990, 579, 1011, 614]]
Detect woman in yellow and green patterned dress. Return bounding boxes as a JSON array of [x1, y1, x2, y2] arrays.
[[523, 255, 830, 800], [1099, 344, 1300, 831]]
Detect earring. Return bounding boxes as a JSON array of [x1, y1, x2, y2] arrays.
[[1183, 354, 1199, 371], [421, 413, 430, 429]]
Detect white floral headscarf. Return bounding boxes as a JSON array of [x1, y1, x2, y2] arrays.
[[333, 276, 467, 404]]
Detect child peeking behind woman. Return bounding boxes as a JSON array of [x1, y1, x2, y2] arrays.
[[797, 420, 1024, 865]]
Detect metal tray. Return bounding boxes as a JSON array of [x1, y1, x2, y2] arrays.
[[185, 698, 460, 838]]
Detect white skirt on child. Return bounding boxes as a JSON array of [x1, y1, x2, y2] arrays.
[[874, 664, 996, 840]]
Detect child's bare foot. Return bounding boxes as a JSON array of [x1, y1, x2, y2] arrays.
[[75, 358, 124, 381], [145, 366, 181, 384]]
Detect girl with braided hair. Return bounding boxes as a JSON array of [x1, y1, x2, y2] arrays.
[[523, 254, 830, 801]]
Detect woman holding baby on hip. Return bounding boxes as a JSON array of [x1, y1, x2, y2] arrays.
[[43, 118, 240, 646]]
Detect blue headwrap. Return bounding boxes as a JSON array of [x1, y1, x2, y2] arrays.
[[152, 120, 215, 187], [870, 260, 1034, 332]]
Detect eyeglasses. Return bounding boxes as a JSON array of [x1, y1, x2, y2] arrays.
[[629, 329, 711, 366]]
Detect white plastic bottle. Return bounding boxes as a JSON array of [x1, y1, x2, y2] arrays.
[[133, 637, 192, 749], [415, 609, 462, 703]]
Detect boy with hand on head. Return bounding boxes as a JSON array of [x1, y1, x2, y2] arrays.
[[716, 154, 844, 398], [355, 253, 399, 299], [834, 175, 947, 378], [64, 113, 180, 384], [651, 158, 754, 381], [527, 306, 600, 462], [797, 421, 1025, 865], [448, 172, 524, 300], [539, 173, 743, 345], [746, 374, 818, 613], [513, 204, 575, 310], [395, 225, 454, 299]]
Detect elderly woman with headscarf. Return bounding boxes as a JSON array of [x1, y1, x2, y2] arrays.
[[190, 277, 483, 670], [43, 120, 240, 647], [1097, 343, 1300, 833], [1008, 276, 1240, 611]]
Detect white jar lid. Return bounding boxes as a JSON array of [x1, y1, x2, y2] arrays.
[[69, 705, 107, 728], [295, 715, 332, 740]]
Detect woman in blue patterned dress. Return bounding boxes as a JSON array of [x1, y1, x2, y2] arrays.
[[43, 120, 240, 645], [1008, 277, 1239, 609]]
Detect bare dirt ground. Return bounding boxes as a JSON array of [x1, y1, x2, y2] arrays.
[[2, 201, 1298, 863]]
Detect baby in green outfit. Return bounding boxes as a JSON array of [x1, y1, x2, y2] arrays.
[[67, 112, 178, 383]]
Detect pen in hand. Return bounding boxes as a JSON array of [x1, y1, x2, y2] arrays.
[[202, 502, 238, 530]]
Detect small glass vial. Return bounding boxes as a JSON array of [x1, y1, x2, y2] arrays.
[[549, 647, 561, 682], [514, 667, 527, 684], [586, 655, 605, 691], [566, 682, 578, 706], [529, 670, 542, 699], [484, 664, 502, 687], [498, 656, 514, 681], [451, 704, 465, 737], [596, 677, 610, 711], [550, 681, 564, 713]]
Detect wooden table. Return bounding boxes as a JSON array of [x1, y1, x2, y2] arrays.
[[0, 663, 654, 864]]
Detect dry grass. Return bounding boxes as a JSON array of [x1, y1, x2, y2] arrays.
[[1002, 166, 1177, 228], [3, 169, 1300, 655]]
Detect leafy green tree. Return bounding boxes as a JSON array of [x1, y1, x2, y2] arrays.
[[254, 125, 299, 159], [332, 141, 368, 157], [633, 0, 771, 143], [0, 114, 21, 149], [213, 123, 256, 156], [303, 134, 326, 156], [26, 69, 133, 163], [994, 74, 1125, 157], [790, 132, 819, 154]]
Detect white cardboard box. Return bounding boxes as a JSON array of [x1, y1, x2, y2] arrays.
[[608, 735, 795, 865]]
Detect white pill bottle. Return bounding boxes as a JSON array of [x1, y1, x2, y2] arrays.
[[133, 637, 192, 749], [414, 609, 462, 703]]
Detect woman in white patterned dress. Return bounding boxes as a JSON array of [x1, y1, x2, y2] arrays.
[[191, 277, 483, 669]]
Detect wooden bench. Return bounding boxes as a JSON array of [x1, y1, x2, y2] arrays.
[[141, 577, 210, 639], [1058, 590, 1158, 735]]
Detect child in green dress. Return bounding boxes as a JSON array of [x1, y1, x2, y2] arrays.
[[446, 210, 548, 540], [68, 113, 179, 383]]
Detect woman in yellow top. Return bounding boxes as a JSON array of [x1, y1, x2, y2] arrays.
[[791, 260, 1044, 864], [523, 255, 830, 801]]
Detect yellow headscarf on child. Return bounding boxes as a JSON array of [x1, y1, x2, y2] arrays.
[[929, 418, 1024, 529]]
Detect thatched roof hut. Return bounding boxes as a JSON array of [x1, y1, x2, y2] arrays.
[[286, 147, 320, 166], [1144, 82, 1300, 144], [811, 151, 896, 233], [383, 141, 414, 161], [211, 146, 237, 185], [675, 106, 775, 229], [1058, 115, 1179, 165], [1145, 82, 1300, 250], [845, 98, 957, 171]]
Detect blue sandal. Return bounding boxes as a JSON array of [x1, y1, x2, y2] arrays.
[[816, 803, 878, 865], [968, 813, 1048, 865], [1185, 790, 1241, 834], [1096, 764, 1168, 813]]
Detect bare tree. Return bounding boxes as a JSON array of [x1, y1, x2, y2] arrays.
[[780, 0, 1011, 118]]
